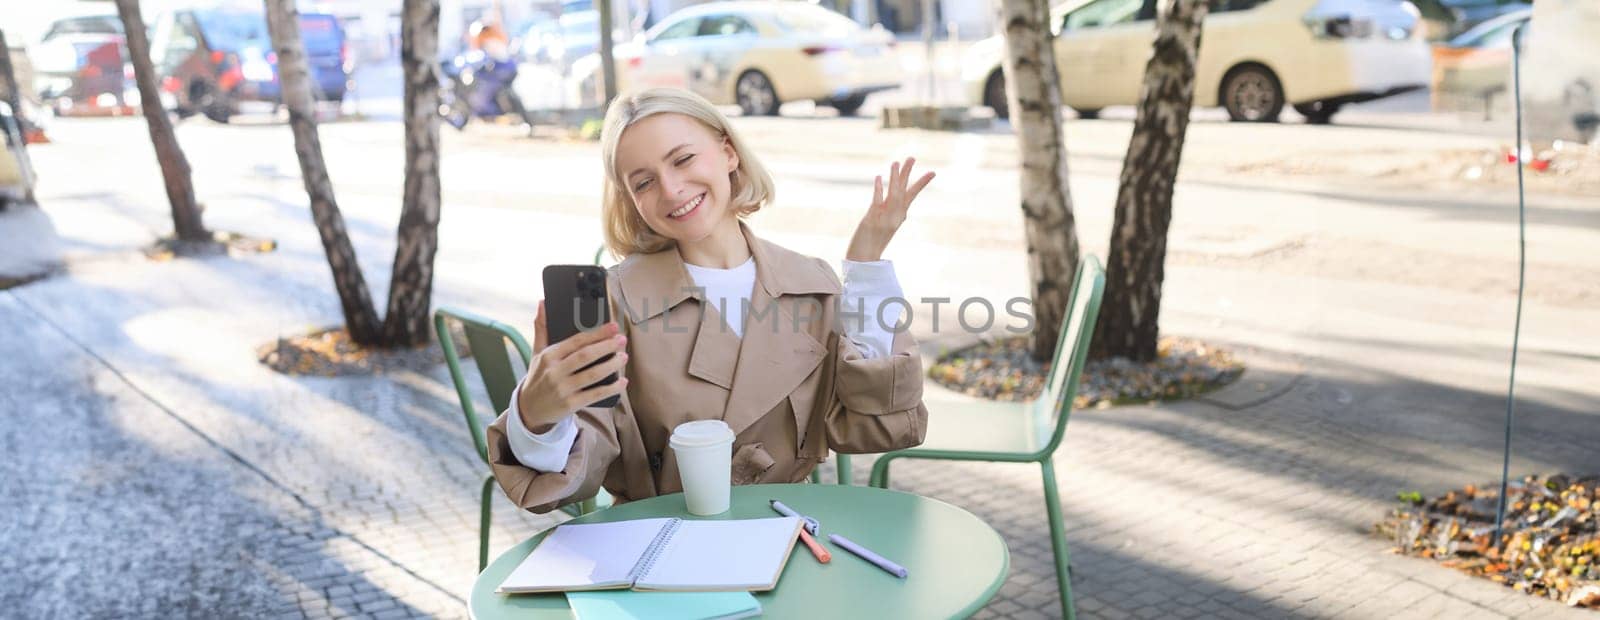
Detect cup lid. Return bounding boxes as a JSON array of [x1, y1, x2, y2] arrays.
[[669, 420, 734, 448]]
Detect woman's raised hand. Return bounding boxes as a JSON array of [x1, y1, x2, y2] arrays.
[[515, 300, 629, 433], [846, 156, 935, 262]]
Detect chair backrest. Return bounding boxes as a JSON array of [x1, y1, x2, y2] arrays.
[[434, 306, 534, 465], [1037, 255, 1106, 456]]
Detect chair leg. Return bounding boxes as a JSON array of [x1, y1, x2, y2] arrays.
[[809, 466, 821, 484], [835, 453, 853, 485], [1039, 459, 1076, 620], [479, 475, 494, 573], [868, 453, 896, 488]]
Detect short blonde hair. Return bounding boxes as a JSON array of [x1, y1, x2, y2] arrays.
[[599, 88, 776, 258]]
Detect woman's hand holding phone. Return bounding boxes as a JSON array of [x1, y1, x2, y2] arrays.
[[516, 300, 630, 434]]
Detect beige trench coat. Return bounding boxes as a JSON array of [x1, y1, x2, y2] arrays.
[[486, 224, 929, 514]]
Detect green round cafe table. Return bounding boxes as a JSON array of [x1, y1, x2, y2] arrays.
[[469, 483, 1009, 619]]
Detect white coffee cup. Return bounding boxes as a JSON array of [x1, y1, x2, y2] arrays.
[[669, 420, 735, 516]]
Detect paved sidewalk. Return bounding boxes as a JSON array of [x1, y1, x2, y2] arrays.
[[7, 221, 1597, 620], [5, 114, 1598, 619]]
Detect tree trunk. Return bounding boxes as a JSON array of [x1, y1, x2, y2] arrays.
[[1091, 0, 1208, 362], [996, 0, 1082, 362], [0, 30, 36, 205], [381, 0, 444, 347], [0, 30, 23, 124], [114, 0, 208, 241], [595, 0, 618, 107], [264, 0, 384, 345]]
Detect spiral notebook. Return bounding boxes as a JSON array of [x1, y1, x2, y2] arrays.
[[496, 516, 804, 594]]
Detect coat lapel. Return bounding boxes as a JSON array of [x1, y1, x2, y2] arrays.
[[721, 224, 840, 438], [614, 223, 842, 439], [686, 301, 739, 390]]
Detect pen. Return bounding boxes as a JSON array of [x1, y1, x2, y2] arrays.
[[796, 527, 832, 563], [769, 499, 820, 534], [770, 499, 831, 563], [828, 534, 908, 579]]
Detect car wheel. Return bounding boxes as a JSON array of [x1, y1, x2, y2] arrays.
[[191, 81, 231, 124], [735, 70, 780, 117], [203, 100, 232, 124], [1074, 107, 1102, 120], [829, 94, 867, 117], [1293, 102, 1340, 125], [1563, 80, 1599, 143], [1221, 65, 1284, 123], [984, 70, 1008, 120]]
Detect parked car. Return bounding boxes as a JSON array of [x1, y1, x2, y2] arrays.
[[1429, 8, 1527, 113], [149, 8, 351, 123], [1409, 0, 1530, 41], [963, 0, 1430, 124], [0, 102, 36, 208], [28, 13, 137, 117], [586, 1, 900, 116], [1521, 0, 1600, 143]]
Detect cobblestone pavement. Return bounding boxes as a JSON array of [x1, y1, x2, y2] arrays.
[[4, 113, 1598, 619]]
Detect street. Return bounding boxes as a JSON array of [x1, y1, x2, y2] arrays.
[[4, 100, 1599, 619]]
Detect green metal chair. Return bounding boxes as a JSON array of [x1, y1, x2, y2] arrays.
[[591, 244, 855, 485], [868, 255, 1106, 620], [434, 306, 607, 572]]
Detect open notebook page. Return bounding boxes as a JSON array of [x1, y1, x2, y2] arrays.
[[634, 517, 802, 592], [498, 518, 672, 593]]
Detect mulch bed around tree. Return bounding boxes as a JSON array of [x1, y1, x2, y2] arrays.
[[0, 270, 53, 290], [927, 335, 1244, 408], [258, 325, 472, 377], [1376, 474, 1600, 609], [144, 231, 277, 261]]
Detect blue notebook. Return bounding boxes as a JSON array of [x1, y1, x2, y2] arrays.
[[567, 590, 762, 620]]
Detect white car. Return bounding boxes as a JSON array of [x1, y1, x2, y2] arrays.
[[963, 0, 1431, 124], [589, 1, 901, 116]]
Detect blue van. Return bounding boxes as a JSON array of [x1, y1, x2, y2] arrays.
[[151, 8, 350, 122]]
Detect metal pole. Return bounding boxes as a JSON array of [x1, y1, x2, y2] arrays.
[[1491, 22, 1529, 548], [922, 0, 935, 104]]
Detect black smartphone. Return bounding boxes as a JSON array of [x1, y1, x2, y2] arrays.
[[541, 264, 621, 409]]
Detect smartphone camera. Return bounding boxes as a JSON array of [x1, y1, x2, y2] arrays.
[[576, 270, 605, 299]]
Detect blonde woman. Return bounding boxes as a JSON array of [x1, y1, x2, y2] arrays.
[[486, 87, 935, 513]]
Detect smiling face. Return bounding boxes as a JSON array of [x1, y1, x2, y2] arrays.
[[614, 112, 741, 248]]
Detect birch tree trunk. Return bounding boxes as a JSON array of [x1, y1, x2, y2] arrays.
[[381, 0, 443, 346], [264, 0, 384, 344], [114, 0, 208, 241], [595, 0, 618, 106], [1091, 0, 1208, 361], [0, 30, 36, 206], [997, 0, 1081, 362]]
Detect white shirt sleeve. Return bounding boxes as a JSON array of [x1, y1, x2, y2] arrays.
[[505, 379, 580, 473], [840, 259, 906, 360]]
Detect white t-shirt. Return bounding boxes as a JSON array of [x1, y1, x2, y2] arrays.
[[505, 259, 905, 473]]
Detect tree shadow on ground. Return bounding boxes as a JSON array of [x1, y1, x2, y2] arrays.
[[1, 252, 565, 617], [1, 291, 438, 618]]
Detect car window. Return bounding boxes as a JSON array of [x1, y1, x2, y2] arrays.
[[1063, 0, 1147, 30], [194, 11, 271, 50], [1213, 0, 1265, 13], [698, 15, 757, 37], [43, 16, 123, 41], [166, 14, 202, 58], [1448, 16, 1527, 47], [652, 17, 702, 42], [299, 14, 344, 53], [772, 5, 862, 34]]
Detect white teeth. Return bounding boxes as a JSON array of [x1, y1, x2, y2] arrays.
[[669, 194, 704, 218]]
